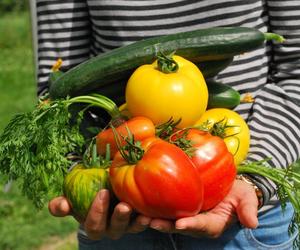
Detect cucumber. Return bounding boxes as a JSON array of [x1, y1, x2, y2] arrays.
[[49, 27, 283, 99], [207, 80, 241, 109], [195, 57, 233, 79], [83, 57, 234, 105]]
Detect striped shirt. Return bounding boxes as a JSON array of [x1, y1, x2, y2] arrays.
[[35, 0, 300, 207]]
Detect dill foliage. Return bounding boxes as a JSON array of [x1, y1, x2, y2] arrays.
[[238, 160, 300, 248], [0, 100, 85, 209]]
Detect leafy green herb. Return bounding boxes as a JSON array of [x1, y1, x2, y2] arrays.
[[0, 94, 122, 209], [237, 160, 300, 248], [0, 99, 85, 208]]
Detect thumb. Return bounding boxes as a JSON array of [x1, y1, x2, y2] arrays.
[[48, 196, 72, 217], [236, 193, 258, 229]]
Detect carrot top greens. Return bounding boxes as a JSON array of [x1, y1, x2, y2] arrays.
[[0, 94, 122, 208]]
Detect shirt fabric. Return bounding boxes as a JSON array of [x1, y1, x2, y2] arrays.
[[35, 0, 300, 208]]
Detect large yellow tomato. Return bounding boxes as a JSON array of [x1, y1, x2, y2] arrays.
[[194, 108, 250, 166], [125, 55, 208, 128]]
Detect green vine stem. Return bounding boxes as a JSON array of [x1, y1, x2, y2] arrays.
[[64, 93, 123, 121], [264, 32, 285, 43]]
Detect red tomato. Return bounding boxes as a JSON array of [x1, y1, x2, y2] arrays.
[[109, 137, 203, 219], [96, 116, 156, 158], [170, 128, 236, 211]]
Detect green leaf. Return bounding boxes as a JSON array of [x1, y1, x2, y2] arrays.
[[0, 100, 86, 209]]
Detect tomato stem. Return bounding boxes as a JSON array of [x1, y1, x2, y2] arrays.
[[156, 51, 179, 73], [196, 118, 241, 156], [169, 128, 196, 158], [111, 126, 144, 164], [155, 118, 181, 139]]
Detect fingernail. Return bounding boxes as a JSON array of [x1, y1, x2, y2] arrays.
[[175, 222, 186, 230], [150, 224, 162, 231], [119, 204, 130, 213], [99, 189, 108, 200], [59, 200, 68, 211], [140, 217, 151, 226]]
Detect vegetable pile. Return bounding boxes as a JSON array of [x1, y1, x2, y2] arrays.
[[0, 27, 299, 246]]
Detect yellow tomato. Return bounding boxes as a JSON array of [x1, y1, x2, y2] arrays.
[[125, 55, 208, 128], [194, 108, 250, 166]]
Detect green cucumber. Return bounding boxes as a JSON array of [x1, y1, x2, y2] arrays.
[[207, 80, 241, 109], [83, 57, 234, 105], [49, 27, 283, 99], [195, 57, 233, 79]]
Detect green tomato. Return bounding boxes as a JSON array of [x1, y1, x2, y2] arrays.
[[63, 164, 109, 220]]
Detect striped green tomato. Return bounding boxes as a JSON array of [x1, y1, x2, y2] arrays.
[[63, 164, 109, 220]]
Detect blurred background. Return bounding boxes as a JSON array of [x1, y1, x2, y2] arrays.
[[0, 1, 78, 249]]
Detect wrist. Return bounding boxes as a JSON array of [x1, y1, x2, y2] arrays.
[[236, 174, 264, 208]]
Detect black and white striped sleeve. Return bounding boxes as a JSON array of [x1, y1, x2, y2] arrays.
[[36, 0, 91, 96], [245, 0, 300, 205]]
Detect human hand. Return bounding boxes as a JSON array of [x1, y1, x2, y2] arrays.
[[48, 189, 151, 240], [149, 179, 259, 238]]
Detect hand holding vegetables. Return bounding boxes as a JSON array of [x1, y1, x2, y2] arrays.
[[148, 179, 259, 237], [49, 190, 151, 240], [49, 178, 258, 240]]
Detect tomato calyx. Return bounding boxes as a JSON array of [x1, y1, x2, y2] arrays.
[[197, 117, 241, 156], [155, 117, 181, 139], [169, 129, 196, 158], [112, 126, 145, 164], [197, 117, 240, 139], [156, 51, 179, 73]]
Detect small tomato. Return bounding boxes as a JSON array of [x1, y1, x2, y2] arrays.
[[194, 108, 250, 166], [63, 164, 109, 220], [96, 116, 156, 158]]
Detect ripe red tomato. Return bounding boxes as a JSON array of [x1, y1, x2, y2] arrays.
[[170, 128, 236, 211], [109, 137, 204, 219], [96, 116, 156, 158]]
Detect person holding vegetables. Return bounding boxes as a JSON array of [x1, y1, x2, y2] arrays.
[[35, 0, 300, 249]]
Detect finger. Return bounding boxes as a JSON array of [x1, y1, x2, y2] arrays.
[[236, 194, 258, 229], [84, 189, 110, 240], [107, 202, 133, 239], [150, 218, 176, 233], [48, 196, 71, 217], [127, 215, 152, 233], [175, 213, 227, 238]]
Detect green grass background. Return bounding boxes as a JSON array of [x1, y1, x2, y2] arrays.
[[0, 11, 78, 250]]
